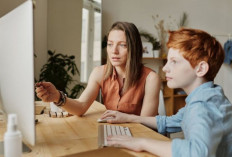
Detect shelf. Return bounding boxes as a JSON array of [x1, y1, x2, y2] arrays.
[[164, 95, 171, 98], [164, 94, 187, 98], [174, 94, 187, 97], [142, 57, 166, 60]]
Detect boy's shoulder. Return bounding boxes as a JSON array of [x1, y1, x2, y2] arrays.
[[189, 82, 222, 100], [187, 83, 231, 110]]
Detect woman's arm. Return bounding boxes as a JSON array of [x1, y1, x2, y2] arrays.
[[140, 71, 161, 116], [36, 66, 104, 116], [61, 66, 104, 116]]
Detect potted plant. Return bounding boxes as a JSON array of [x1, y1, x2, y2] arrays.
[[37, 50, 85, 99], [140, 31, 161, 58]]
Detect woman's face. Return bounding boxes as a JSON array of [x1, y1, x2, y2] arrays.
[[107, 30, 128, 68]]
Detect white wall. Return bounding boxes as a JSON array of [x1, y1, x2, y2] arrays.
[[0, 0, 26, 16], [0, 0, 48, 80], [34, 0, 48, 80], [0, 0, 83, 82], [102, 0, 232, 102], [47, 0, 82, 82]]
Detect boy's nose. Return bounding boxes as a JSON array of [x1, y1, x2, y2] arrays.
[[162, 63, 168, 73]]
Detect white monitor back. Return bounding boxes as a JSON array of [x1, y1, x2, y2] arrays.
[[0, 0, 35, 145]]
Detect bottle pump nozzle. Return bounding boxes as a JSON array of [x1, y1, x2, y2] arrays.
[[7, 114, 18, 132]]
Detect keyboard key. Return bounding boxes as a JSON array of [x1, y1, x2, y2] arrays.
[[119, 126, 126, 135], [115, 125, 121, 135], [111, 125, 116, 136], [98, 124, 132, 148], [124, 127, 132, 136], [106, 125, 112, 136]]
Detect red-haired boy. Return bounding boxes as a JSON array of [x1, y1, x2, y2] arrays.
[[102, 28, 232, 157]]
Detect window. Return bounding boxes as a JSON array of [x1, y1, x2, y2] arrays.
[[81, 0, 102, 83]]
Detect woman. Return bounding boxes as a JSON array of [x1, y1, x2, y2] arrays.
[[36, 21, 160, 117]]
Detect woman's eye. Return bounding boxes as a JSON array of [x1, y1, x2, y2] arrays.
[[107, 43, 113, 47], [120, 44, 127, 48]]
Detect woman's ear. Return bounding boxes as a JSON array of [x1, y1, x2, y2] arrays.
[[195, 61, 209, 77]]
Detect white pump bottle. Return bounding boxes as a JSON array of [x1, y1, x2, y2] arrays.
[[4, 114, 22, 157]]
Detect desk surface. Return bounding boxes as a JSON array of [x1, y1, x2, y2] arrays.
[[0, 101, 170, 157]]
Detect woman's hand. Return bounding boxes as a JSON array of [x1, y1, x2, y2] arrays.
[[107, 135, 144, 152], [100, 110, 132, 123], [35, 82, 60, 103]]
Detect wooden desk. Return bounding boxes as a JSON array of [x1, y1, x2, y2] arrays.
[[0, 101, 170, 157]]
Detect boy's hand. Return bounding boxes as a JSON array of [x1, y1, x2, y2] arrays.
[[35, 82, 60, 103], [100, 110, 131, 123], [107, 136, 144, 152]]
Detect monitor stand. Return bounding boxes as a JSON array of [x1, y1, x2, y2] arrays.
[[0, 141, 31, 155]]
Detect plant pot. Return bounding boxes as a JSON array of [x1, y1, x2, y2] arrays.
[[153, 50, 160, 58]]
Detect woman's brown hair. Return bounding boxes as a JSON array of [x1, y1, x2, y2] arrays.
[[104, 22, 143, 93]]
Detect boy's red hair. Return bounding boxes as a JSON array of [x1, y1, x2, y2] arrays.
[[167, 28, 225, 81]]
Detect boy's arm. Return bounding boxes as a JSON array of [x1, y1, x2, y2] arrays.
[[102, 107, 185, 132], [127, 108, 185, 134], [108, 136, 172, 157], [156, 107, 184, 134], [130, 115, 158, 130], [171, 102, 224, 157], [141, 138, 172, 157]]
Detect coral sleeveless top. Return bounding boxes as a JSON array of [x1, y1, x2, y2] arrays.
[[100, 65, 153, 115]]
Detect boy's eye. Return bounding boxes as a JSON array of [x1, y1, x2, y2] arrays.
[[170, 60, 176, 64]]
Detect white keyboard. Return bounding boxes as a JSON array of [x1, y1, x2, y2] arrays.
[[98, 124, 132, 148]]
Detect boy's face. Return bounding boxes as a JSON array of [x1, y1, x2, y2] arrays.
[[163, 48, 197, 91]]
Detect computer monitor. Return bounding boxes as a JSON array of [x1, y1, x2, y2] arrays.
[[0, 0, 35, 147]]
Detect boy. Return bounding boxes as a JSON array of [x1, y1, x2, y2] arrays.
[[101, 28, 232, 157]]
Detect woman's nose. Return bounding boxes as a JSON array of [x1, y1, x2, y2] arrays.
[[112, 45, 119, 54]]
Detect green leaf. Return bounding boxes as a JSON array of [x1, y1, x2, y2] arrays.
[[140, 31, 161, 50], [38, 50, 85, 97]]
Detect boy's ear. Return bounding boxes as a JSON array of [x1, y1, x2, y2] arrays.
[[195, 61, 209, 77]]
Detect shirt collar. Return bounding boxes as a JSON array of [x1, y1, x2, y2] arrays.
[[185, 81, 213, 104], [111, 67, 117, 81], [111, 67, 126, 81]]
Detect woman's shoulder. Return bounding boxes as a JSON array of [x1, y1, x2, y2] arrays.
[[142, 66, 160, 81], [142, 66, 156, 74], [93, 65, 105, 72], [91, 65, 105, 82], [146, 71, 160, 84], [92, 65, 106, 76]]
